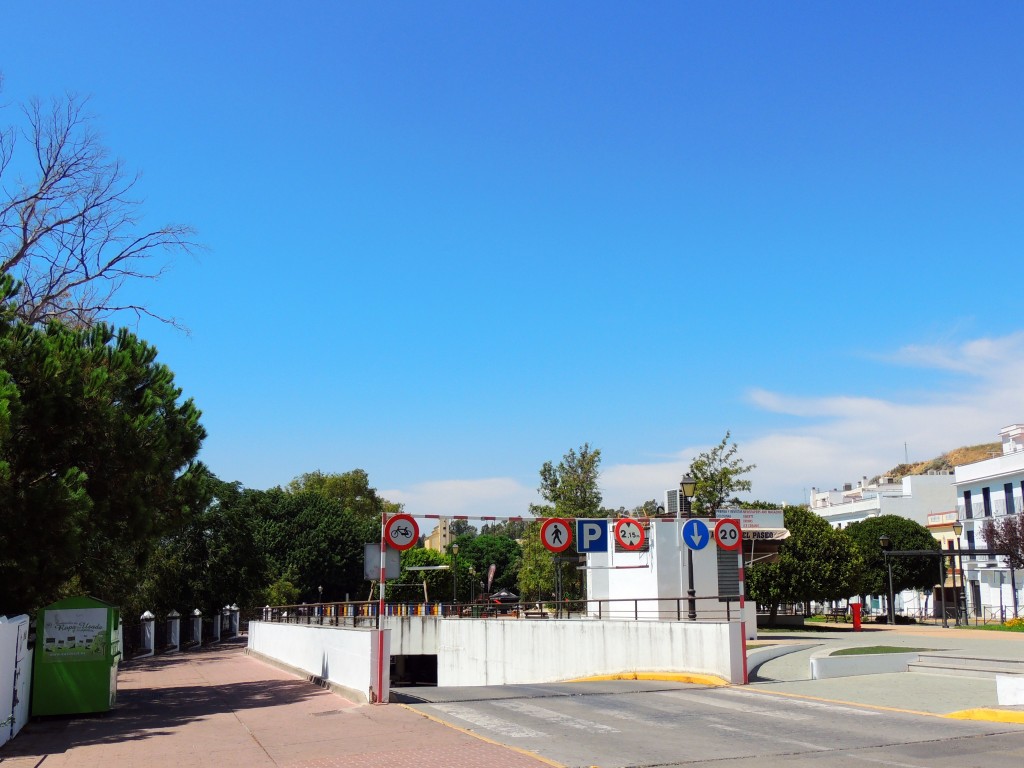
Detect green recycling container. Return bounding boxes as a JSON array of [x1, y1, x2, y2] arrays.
[[31, 596, 121, 716]]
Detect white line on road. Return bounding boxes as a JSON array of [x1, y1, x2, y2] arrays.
[[708, 722, 830, 751], [493, 700, 621, 732], [431, 703, 548, 739], [722, 688, 881, 717], [846, 753, 931, 768], [656, 690, 813, 721]]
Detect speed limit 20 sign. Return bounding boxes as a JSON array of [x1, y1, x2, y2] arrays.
[[714, 518, 742, 551]]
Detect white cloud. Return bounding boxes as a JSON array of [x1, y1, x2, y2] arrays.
[[381, 477, 540, 519], [382, 332, 1024, 519], [604, 331, 1024, 509]]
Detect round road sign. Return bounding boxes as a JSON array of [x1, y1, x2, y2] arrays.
[[614, 518, 646, 551], [714, 518, 742, 551], [540, 518, 572, 553], [384, 514, 419, 550]]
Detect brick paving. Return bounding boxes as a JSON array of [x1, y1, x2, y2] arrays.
[[0, 642, 554, 768]]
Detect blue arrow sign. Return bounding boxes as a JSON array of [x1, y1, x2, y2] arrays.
[[576, 519, 609, 553], [681, 519, 710, 550]]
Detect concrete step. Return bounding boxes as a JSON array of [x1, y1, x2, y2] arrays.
[[909, 653, 1024, 679]]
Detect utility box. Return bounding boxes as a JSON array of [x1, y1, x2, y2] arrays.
[[32, 596, 121, 716]]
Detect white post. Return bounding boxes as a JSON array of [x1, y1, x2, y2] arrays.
[[167, 610, 181, 653], [211, 609, 221, 643], [191, 609, 202, 646], [230, 604, 240, 635], [140, 611, 155, 657]]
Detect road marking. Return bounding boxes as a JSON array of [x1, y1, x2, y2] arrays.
[[493, 700, 621, 732], [721, 688, 881, 717], [708, 722, 830, 751], [574, 697, 674, 728], [431, 703, 549, 738], [847, 754, 931, 768], [657, 690, 812, 720]]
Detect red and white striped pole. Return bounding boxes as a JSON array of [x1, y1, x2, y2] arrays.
[[737, 530, 748, 685], [376, 507, 387, 703]]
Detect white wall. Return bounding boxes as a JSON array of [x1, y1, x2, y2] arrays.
[[588, 521, 732, 621], [0, 615, 31, 748], [247, 622, 389, 703], [436, 618, 744, 686]]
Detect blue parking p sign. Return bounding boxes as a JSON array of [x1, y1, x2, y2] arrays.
[[576, 519, 609, 553]]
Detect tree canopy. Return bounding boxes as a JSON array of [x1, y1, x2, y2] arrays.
[[747, 505, 863, 618], [688, 431, 755, 515], [538, 443, 603, 518], [0, 277, 206, 614], [844, 514, 941, 597]]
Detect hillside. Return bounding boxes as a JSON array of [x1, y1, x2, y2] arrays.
[[884, 442, 1001, 481]]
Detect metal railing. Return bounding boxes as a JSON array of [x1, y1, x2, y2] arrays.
[[258, 594, 747, 626]]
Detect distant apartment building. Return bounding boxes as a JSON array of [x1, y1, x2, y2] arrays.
[[809, 473, 956, 530], [424, 518, 452, 551], [954, 424, 1024, 620]]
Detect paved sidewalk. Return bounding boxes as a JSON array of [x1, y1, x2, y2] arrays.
[[749, 623, 1024, 719], [0, 642, 553, 768]]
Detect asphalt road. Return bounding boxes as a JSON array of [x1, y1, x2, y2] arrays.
[[397, 681, 1024, 768]]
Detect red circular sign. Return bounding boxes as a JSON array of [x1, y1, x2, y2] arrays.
[[384, 514, 419, 550], [540, 518, 572, 553], [614, 518, 646, 551], [714, 518, 742, 551]]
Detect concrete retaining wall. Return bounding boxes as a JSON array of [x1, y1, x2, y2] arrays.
[[997, 674, 1024, 705], [437, 619, 744, 686], [247, 621, 389, 703], [810, 652, 919, 680]]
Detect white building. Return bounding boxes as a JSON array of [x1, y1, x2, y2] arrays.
[[954, 424, 1024, 621], [809, 473, 956, 530], [810, 473, 957, 618]]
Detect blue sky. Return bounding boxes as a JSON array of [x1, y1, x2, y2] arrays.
[[4, 3, 1023, 516]]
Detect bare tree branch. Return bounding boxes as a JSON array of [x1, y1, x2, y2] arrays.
[[0, 91, 198, 328]]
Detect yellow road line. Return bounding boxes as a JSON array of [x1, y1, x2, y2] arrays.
[[945, 708, 1024, 724], [564, 672, 728, 686]]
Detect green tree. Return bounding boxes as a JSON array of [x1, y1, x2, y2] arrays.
[[457, 534, 522, 594], [251, 488, 379, 604], [386, 548, 453, 603], [480, 519, 530, 539], [138, 476, 268, 617], [527, 444, 603, 604], [539, 443, 603, 518], [286, 469, 399, 524], [688, 431, 755, 516], [0, 282, 206, 614], [448, 519, 478, 538], [517, 520, 555, 603], [843, 515, 941, 601], [747, 506, 863, 624]]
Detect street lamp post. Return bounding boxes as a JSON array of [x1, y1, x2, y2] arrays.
[[318, 585, 323, 624], [951, 520, 964, 624], [879, 534, 895, 624], [681, 474, 698, 621], [452, 543, 459, 608]]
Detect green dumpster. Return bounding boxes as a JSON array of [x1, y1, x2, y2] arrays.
[[32, 596, 121, 716]]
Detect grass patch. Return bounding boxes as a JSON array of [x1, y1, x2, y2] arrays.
[[830, 646, 930, 656], [953, 622, 1024, 633]]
